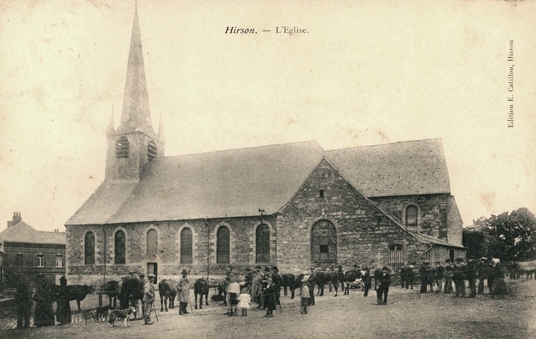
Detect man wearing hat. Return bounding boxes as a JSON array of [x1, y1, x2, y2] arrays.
[[453, 258, 466, 297], [307, 267, 318, 306], [143, 274, 156, 325], [419, 261, 429, 293], [177, 269, 191, 315], [444, 259, 454, 293], [477, 257, 488, 294], [376, 266, 391, 305], [271, 266, 282, 307]]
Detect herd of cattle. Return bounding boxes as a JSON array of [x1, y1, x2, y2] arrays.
[[56, 260, 536, 313]]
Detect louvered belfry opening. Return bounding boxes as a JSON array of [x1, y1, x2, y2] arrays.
[[148, 140, 157, 161], [115, 137, 129, 158]]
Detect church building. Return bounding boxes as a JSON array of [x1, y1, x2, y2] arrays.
[[65, 7, 465, 283]]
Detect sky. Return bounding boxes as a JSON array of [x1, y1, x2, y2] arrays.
[[0, 0, 535, 233]]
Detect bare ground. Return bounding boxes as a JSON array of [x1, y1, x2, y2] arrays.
[[1, 278, 535, 339]]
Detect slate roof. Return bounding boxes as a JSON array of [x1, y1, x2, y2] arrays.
[[326, 139, 451, 197], [66, 138, 453, 225], [412, 232, 466, 249], [0, 221, 66, 245], [66, 140, 325, 225]]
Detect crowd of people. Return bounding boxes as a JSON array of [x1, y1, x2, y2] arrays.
[[400, 257, 509, 298]]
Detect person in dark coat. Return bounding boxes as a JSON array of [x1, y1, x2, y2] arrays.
[[33, 274, 56, 327], [453, 258, 466, 297], [477, 257, 488, 294], [466, 258, 477, 298], [374, 267, 383, 290], [307, 267, 317, 306], [55, 276, 72, 325], [444, 259, 454, 293], [271, 267, 282, 307], [362, 267, 372, 297], [406, 262, 415, 289], [419, 262, 429, 293], [399, 264, 408, 288], [262, 277, 277, 317], [435, 262, 445, 293], [14, 274, 33, 329], [376, 267, 391, 305]]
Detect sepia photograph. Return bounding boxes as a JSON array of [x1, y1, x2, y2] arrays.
[[0, 0, 535, 338]]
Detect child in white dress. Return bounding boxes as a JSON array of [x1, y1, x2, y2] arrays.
[[236, 287, 251, 316]]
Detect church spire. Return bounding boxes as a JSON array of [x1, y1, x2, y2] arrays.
[[116, 3, 156, 137], [106, 103, 115, 135]]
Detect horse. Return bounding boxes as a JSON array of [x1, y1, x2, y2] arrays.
[[194, 278, 210, 309], [158, 279, 177, 312], [99, 280, 119, 308], [216, 280, 230, 306], [65, 285, 95, 312], [281, 273, 296, 298]]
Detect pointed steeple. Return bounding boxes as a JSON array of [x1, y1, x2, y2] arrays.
[[107, 103, 115, 135], [158, 112, 165, 142], [116, 4, 156, 137]]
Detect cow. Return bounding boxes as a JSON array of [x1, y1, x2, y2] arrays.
[[216, 280, 230, 306], [65, 285, 95, 312], [281, 273, 296, 298], [194, 278, 210, 309], [344, 269, 364, 295], [99, 280, 119, 308], [118, 276, 144, 311], [158, 279, 177, 312]]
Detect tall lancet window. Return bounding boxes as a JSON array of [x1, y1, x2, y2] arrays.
[[311, 220, 337, 263], [148, 140, 157, 161], [115, 230, 126, 264], [256, 224, 270, 263], [217, 226, 230, 264], [115, 137, 129, 158], [84, 232, 95, 265], [147, 229, 158, 260], [180, 228, 193, 264]]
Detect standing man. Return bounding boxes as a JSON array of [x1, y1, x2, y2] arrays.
[[271, 267, 282, 308], [177, 269, 191, 315], [466, 258, 477, 298], [14, 273, 32, 329], [308, 267, 318, 306], [56, 276, 72, 325], [453, 258, 466, 297], [376, 267, 392, 305], [419, 261, 429, 293], [477, 257, 488, 294], [435, 262, 445, 294], [362, 267, 372, 297], [406, 262, 415, 289], [143, 274, 156, 325], [251, 266, 263, 308], [400, 264, 407, 288], [444, 259, 454, 293]]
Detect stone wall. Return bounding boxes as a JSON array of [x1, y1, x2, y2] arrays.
[[371, 194, 449, 240], [276, 158, 429, 275], [66, 214, 277, 279]]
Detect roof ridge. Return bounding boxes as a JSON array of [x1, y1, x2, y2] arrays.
[[326, 138, 443, 152], [164, 140, 322, 158]]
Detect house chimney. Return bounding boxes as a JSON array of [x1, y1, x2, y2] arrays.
[[7, 212, 22, 228]]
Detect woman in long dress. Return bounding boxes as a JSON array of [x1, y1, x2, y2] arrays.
[[33, 275, 56, 327], [492, 263, 508, 298]]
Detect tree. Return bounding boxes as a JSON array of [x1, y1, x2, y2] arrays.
[[486, 208, 536, 261]]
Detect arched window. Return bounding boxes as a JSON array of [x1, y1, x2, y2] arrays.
[[115, 137, 129, 158], [180, 228, 193, 264], [114, 230, 126, 264], [311, 220, 337, 263], [406, 205, 418, 228], [147, 229, 158, 260], [256, 224, 270, 263], [148, 140, 157, 161], [84, 232, 95, 265], [216, 226, 230, 264]]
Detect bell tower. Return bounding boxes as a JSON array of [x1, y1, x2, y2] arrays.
[[105, 4, 165, 182]]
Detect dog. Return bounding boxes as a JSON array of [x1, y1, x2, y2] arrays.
[[81, 310, 95, 326], [108, 306, 136, 327], [96, 305, 111, 322]]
